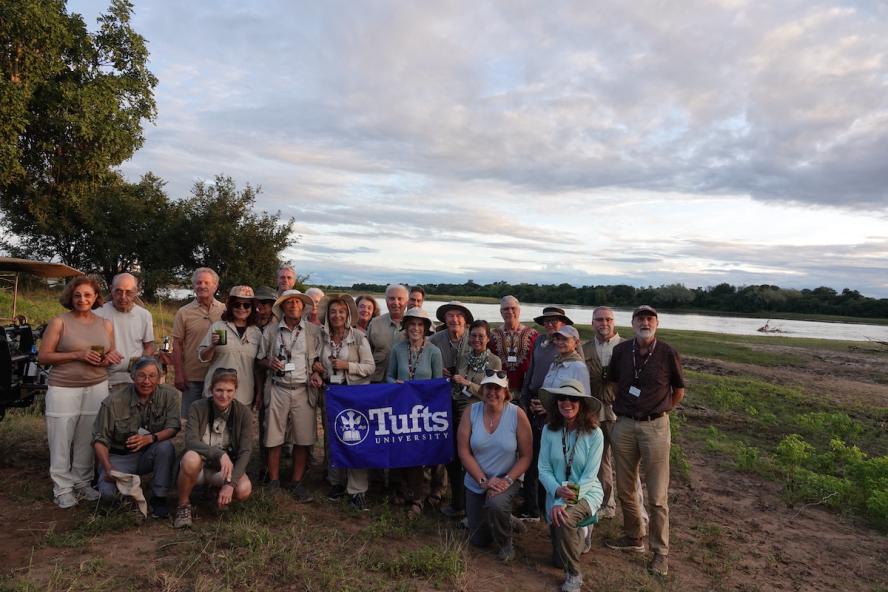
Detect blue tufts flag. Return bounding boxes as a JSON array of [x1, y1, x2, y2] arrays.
[[325, 378, 453, 469]]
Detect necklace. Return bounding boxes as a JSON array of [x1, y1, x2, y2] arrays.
[[408, 343, 424, 380], [485, 407, 503, 431]]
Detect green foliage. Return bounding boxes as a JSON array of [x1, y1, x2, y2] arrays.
[[775, 434, 815, 467], [796, 411, 862, 444], [0, 0, 158, 263]]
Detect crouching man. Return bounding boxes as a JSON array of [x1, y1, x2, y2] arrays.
[[92, 357, 180, 518], [174, 368, 253, 528]]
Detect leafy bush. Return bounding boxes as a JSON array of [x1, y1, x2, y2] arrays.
[[775, 434, 814, 468], [796, 412, 862, 443]]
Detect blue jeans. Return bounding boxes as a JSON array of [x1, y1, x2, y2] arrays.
[[97, 440, 176, 499], [181, 381, 205, 418]]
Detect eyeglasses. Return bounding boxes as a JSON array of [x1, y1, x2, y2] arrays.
[[484, 369, 507, 379], [134, 372, 159, 382], [231, 301, 252, 310], [556, 395, 582, 403]]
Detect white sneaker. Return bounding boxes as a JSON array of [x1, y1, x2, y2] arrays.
[[55, 492, 78, 509], [74, 485, 100, 501], [582, 526, 593, 554], [561, 573, 583, 592]]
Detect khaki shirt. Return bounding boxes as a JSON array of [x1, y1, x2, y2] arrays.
[[172, 298, 225, 382], [367, 313, 404, 383], [583, 333, 622, 422], [92, 384, 181, 454], [258, 318, 322, 405]]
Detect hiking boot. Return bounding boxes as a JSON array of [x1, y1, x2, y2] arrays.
[[605, 535, 645, 553], [349, 493, 369, 512], [440, 504, 464, 518], [649, 553, 668, 576], [514, 509, 541, 522], [150, 496, 170, 519], [288, 481, 314, 503], [54, 492, 78, 509], [173, 504, 193, 529], [266, 479, 280, 490], [497, 542, 515, 562], [597, 507, 616, 519], [561, 573, 583, 592], [74, 485, 100, 502], [326, 484, 347, 500]]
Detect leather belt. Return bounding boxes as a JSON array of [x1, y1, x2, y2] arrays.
[[271, 381, 300, 390], [617, 411, 666, 422]]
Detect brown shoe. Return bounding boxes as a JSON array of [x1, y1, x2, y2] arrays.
[[605, 535, 645, 553], [649, 553, 668, 576]]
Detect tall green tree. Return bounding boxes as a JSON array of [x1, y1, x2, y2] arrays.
[[0, 0, 157, 261], [182, 175, 297, 293]]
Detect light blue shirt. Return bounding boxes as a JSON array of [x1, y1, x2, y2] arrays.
[[538, 425, 604, 522], [464, 402, 519, 494]]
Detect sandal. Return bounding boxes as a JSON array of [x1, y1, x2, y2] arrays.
[[407, 501, 423, 519], [426, 493, 443, 509]]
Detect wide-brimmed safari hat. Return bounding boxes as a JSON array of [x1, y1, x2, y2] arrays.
[[533, 306, 574, 326], [538, 378, 602, 415], [253, 285, 277, 302], [272, 289, 315, 319], [228, 285, 255, 300], [318, 293, 359, 328], [401, 307, 434, 335], [435, 301, 474, 324]]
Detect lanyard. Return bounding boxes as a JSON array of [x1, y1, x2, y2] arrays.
[[279, 324, 303, 359], [408, 344, 424, 380], [632, 339, 657, 381], [562, 428, 579, 481]]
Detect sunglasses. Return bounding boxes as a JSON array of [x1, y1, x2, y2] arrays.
[[556, 395, 582, 403], [484, 369, 507, 379], [231, 301, 252, 310]]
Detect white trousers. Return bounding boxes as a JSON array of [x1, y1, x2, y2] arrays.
[[44, 382, 108, 497]]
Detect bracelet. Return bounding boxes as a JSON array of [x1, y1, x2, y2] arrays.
[[503, 475, 514, 486], [478, 476, 487, 486]]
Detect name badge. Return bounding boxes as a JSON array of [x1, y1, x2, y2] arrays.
[[628, 386, 642, 398], [462, 386, 472, 398], [283, 362, 296, 372], [507, 355, 517, 363], [329, 374, 345, 384]]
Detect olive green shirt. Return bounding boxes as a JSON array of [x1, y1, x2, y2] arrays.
[[92, 384, 181, 454]]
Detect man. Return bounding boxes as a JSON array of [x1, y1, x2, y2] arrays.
[[429, 301, 473, 373], [367, 284, 408, 383], [408, 285, 426, 310], [583, 306, 647, 523], [276, 263, 297, 295], [305, 287, 325, 325], [171, 267, 224, 417], [95, 273, 155, 395], [516, 306, 574, 521], [489, 296, 538, 397], [254, 285, 278, 329], [92, 357, 180, 518], [605, 305, 685, 577], [257, 289, 323, 502]]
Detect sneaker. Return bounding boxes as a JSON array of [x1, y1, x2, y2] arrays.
[[561, 573, 583, 592], [54, 492, 78, 509], [514, 510, 541, 522], [288, 481, 314, 503], [150, 496, 169, 519], [173, 504, 193, 529], [497, 542, 515, 562], [605, 535, 645, 553], [266, 479, 281, 490], [457, 517, 469, 530], [597, 507, 616, 519], [349, 493, 369, 512], [327, 484, 347, 500], [649, 553, 668, 576], [74, 485, 100, 502], [582, 526, 593, 554], [438, 504, 460, 517]]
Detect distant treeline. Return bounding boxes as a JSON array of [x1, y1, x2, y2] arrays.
[[346, 281, 888, 319]]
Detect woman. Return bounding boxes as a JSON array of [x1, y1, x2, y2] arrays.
[[457, 371, 533, 562], [386, 307, 443, 383], [538, 379, 604, 592], [386, 307, 443, 516], [38, 275, 120, 508], [542, 326, 591, 399], [175, 368, 253, 528], [316, 294, 375, 511], [444, 320, 502, 517], [198, 286, 262, 406], [354, 294, 380, 333]]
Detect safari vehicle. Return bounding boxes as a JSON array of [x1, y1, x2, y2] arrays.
[[0, 257, 82, 420]]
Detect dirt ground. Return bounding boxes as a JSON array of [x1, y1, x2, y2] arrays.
[[1, 344, 886, 591]]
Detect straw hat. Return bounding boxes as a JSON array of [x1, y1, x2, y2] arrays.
[[272, 289, 315, 319]]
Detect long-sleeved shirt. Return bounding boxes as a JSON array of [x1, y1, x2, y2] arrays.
[[185, 398, 252, 484], [92, 384, 181, 454], [386, 340, 443, 382], [538, 425, 604, 522]]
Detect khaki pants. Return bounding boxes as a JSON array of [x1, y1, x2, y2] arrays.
[[550, 499, 593, 577], [601, 421, 649, 529], [612, 414, 670, 555]]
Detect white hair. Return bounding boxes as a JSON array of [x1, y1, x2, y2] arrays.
[[191, 267, 219, 286], [500, 295, 520, 308], [305, 287, 325, 300], [385, 283, 408, 297], [111, 272, 138, 290], [277, 262, 296, 276]]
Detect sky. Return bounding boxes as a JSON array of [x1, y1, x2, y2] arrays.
[[69, 0, 888, 296]]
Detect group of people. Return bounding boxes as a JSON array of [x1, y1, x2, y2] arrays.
[[37, 263, 685, 591]]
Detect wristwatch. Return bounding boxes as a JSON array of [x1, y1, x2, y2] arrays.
[[151, 433, 158, 443], [478, 476, 488, 486], [503, 475, 514, 486]]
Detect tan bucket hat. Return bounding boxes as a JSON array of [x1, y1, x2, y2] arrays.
[[272, 289, 315, 319], [435, 301, 474, 324], [401, 307, 434, 335]]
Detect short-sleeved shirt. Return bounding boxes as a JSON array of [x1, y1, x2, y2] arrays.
[[95, 302, 155, 385], [172, 298, 225, 382], [608, 338, 685, 418], [367, 313, 404, 383], [258, 318, 308, 385], [92, 384, 181, 454]]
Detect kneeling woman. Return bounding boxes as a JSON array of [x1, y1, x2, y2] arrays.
[[457, 371, 532, 562], [538, 379, 604, 592], [175, 368, 253, 528]]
